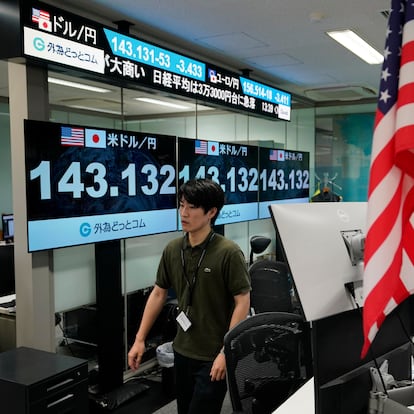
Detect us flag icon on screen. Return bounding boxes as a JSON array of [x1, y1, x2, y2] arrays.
[[195, 140, 207, 154], [61, 126, 84, 146], [32, 8, 52, 32], [85, 129, 106, 148]]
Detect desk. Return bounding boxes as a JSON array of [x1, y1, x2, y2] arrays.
[[0, 294, 16, 352], [273, 377, 315, 414]]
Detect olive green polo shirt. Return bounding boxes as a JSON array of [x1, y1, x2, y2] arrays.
[[156, 231, 251, 361]]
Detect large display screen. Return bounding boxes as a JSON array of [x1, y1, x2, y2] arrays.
[[178, 137, 259, 225], [258, 147, 310, 218], [21, 1, 291, 120], [24, 120, 177, 252], [24, 120, 310, 252]]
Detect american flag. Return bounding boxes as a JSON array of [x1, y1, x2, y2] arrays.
[[269, 149, 278, 161], [195, 140, 207, 154], [361, 0, 414, 358], [61, 127, 85, 147], [32, 8, 50, 23]]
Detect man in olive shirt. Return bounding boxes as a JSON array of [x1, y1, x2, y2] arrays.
[[128, 178, 251, 414]]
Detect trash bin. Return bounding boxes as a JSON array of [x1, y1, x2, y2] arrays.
[[156, 341, 175, 397]]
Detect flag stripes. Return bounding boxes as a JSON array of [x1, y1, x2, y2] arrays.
[[362, 0, 414, 358]]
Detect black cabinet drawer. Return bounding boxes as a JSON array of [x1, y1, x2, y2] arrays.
[[0, 347, 89, 414], [28, 364, 88, 403], [30, 379, 89, 414]]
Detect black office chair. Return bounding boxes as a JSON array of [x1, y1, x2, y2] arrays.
[[249, 235, 272, 266], [248, 259, 293, 314], [224, 312, 312, 414]]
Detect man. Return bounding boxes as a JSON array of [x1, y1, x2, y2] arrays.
[[128, 178, 251, 414]]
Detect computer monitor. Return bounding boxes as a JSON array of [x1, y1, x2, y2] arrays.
[[312, 299, 413, 414], [269, 202, 413, 414], [0, 244, 15, 297], [269, 202, 367, 321], [2, 214, 14, 243]]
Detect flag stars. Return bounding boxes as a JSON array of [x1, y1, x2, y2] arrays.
[[381, 67, 392, 82], [379, 89, 392, 103], [386, 26, 392, 39], [383, 46, 392, 61]]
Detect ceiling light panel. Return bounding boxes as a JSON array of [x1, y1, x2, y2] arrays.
[[48, 77, 111, 93], [135, 97, 189, 109], [326, 29, 383, 65]]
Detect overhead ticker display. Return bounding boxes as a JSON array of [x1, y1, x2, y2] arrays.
[[22, 2, 291, 120]]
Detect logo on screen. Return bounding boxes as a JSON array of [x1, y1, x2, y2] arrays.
[[79, 222, 92, 237]]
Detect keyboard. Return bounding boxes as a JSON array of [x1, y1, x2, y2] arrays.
[[0, 299, 15, 308]]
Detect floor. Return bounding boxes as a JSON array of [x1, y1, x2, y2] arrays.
[[87, 366, 233, 414], [88, 370, 233, 414], [89, 368, 176, 414], [57, 341, 233, 413]]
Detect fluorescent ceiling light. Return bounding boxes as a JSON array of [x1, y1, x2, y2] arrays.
[[48, 77, 111, 93], [67, 105, 123, 115], [135, 97, 189, 109], [326, 29, 383, 64]]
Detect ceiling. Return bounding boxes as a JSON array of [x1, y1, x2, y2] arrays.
[[1, 0, 390, 116]]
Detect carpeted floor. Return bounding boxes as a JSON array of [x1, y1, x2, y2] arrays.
[[152, 392, 233, 414], [89, 378, 172, 414], [89, 375, 233, 414]]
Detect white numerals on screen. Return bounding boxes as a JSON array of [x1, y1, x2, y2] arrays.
[[58, 162, 84, 198], [29, 161, 176, 200], [260, 169, 309, 191], [30, 161, 52, 200], [85, 162, 108, 198]]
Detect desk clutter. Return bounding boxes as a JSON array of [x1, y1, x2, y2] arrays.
[[0, 294, 16, 313]]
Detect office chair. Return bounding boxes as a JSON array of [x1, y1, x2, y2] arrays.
[[249, 235, 272, 266], [248, 259, 293, 314], [224, 312, 312, 414]]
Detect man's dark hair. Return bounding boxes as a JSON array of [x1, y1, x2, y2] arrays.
[[178, 179, 225, 225]]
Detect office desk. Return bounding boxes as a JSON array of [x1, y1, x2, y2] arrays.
[[273, 377, 314, 414], [0, 294, 16, 352]]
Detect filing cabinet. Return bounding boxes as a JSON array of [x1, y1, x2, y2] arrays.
[[0, 346, 88, 413]]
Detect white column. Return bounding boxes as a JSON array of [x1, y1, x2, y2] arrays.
[[8, 61, 55, 351]]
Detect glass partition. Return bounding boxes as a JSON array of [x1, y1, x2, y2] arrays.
[[315, 103, 376, 202]]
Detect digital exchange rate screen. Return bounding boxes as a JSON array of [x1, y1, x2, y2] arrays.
[[178, 137, 259, 225], [24, 120, 177, 252], [258, 147, 310, 218]]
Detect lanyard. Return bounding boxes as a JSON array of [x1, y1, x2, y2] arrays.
[[180, 232, 215, 309]]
